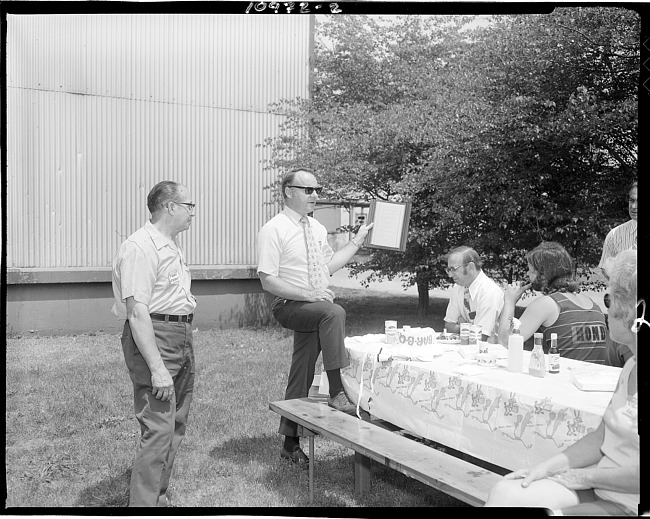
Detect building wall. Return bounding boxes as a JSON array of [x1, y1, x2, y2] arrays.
[[5, 277, 275, 336], [5, 14, 312, 334]]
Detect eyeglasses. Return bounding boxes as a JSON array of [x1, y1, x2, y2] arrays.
[[445, 264, 467, 274], [175, 201, 195, 214], [289, 185, 323, 195], [632, 299, 649, 333]]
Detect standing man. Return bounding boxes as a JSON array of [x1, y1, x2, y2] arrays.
[[598, 180, 637, 367], [598, 180, 638, 272], [112, 181, 197, 507], [443, 246, 504, 340], [257, 167, 374, 465]]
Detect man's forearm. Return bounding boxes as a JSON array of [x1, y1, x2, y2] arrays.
[[128, 312, 167, 373], [444, 321, 461, 334], [327, 240, 362, 274], [260, 273, 311, 301]]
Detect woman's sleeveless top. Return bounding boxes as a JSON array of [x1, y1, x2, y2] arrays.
[[540, 292, 608, 364]]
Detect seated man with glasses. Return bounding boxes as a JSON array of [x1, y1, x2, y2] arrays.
[[257, 167, 374, 466], [443, 246, 504, 340]]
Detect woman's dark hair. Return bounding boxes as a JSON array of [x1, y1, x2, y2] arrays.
[[526, 241, 579, 294]]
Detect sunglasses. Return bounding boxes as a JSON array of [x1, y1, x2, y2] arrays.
[[289, 185, 323, 195]]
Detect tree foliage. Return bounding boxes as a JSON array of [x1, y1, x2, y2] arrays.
[[261, 8, 639, 314]]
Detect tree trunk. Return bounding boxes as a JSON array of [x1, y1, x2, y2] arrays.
[[417, 278, 430, 316]]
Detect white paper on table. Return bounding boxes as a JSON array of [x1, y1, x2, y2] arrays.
[[346, 334, 385, 344], [486, 343, 509, 359], [390, 344, 444, 360], [571, 369, 620, 392], [453, 364, 489, 376], [458, 344, 479, 359]]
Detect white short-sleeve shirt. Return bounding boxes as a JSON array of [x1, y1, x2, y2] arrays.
[[444, 270, 504, 336], [257, 206, 334, 291], [598, 219, 637, 269], [112, 221, 196, 319]]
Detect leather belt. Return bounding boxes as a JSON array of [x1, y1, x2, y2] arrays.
[[150, 313, 194, 323]]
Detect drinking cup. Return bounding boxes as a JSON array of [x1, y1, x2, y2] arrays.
[[469, 324, 482, 345], [460, 323, 470, 345], [385, 320, 398, 344]]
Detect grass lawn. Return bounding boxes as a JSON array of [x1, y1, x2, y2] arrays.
[[5, 287, 469, 509]]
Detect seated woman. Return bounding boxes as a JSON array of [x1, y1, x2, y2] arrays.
[[497, 241, 607, 364], [485, 249, 639, 514]]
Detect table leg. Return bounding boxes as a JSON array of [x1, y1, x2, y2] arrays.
[[309, 435, 314, 505], [354, 452, 371, 496]]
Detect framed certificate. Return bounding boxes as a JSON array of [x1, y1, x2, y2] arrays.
[[366, 199, 411, 252]]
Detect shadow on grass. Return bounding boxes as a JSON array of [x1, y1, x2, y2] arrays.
[[209, 432, 468, 508], [76, 468, 130, 507]]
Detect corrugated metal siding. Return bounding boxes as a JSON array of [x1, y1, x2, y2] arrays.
[[6, 14, 311, 269]]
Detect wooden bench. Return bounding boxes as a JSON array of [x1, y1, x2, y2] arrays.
[[269, 397, 504, 506]]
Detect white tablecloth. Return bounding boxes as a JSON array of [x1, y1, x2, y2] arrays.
[[341, 334, 620, 471]]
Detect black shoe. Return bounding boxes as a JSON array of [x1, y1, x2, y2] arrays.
[[328, 390, 356, 414], [281, 446, 309, 465]]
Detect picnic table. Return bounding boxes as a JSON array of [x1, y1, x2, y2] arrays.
[[340, 332, 619, 472]]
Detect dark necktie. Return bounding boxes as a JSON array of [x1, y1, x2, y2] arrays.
[[464, 287, 475, 322]]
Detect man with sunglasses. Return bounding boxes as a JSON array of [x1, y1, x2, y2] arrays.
[[443, 246, 504, 341], [598, 180, 637, 367], [257, 167, 374, 466], [112, 181, 196, 507]]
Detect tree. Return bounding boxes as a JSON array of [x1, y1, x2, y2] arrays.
[[261, 8, 639, 315]]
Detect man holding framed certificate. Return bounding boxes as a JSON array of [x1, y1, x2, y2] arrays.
[[257, 167, 374, 466]]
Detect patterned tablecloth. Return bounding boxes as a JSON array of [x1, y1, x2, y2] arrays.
[[341, 334, 620, 471]]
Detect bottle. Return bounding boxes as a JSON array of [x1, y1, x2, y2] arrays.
[[548, 333, 560, 374], [529, 332, 547, 378], [507, 319, 524, 373]]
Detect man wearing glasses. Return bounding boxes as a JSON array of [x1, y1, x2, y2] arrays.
[[257, 167, 374, 465], [598, 180, 637, 367], [112, 181, 196, 507], [443, 246, 504, 341]]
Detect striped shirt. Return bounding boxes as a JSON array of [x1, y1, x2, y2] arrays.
[[540, 293, 607, 364], [598, 219, 637, 269]]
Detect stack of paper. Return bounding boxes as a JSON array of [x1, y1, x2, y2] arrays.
[[571, 370, 620, 392]]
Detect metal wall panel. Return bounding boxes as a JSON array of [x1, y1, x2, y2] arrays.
[[7, 14, 311, 269]]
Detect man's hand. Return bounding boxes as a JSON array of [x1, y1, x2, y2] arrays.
[[151, 367, 175, 401], [354, 222, 374, 241], [306, 288, 335, 303]]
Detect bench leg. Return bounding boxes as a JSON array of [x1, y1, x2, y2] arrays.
[[309, 435, 314, 505], [354, 452, 371, 496]]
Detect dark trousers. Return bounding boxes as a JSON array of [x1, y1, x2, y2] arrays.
[[272, 298, 349, 437], [121, 320, 195, 507]]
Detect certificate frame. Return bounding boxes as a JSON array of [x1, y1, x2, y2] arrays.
[[365, 199, 411, 252]]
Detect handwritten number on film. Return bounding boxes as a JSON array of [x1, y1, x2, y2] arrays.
[[246, 2, 342, 13]]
